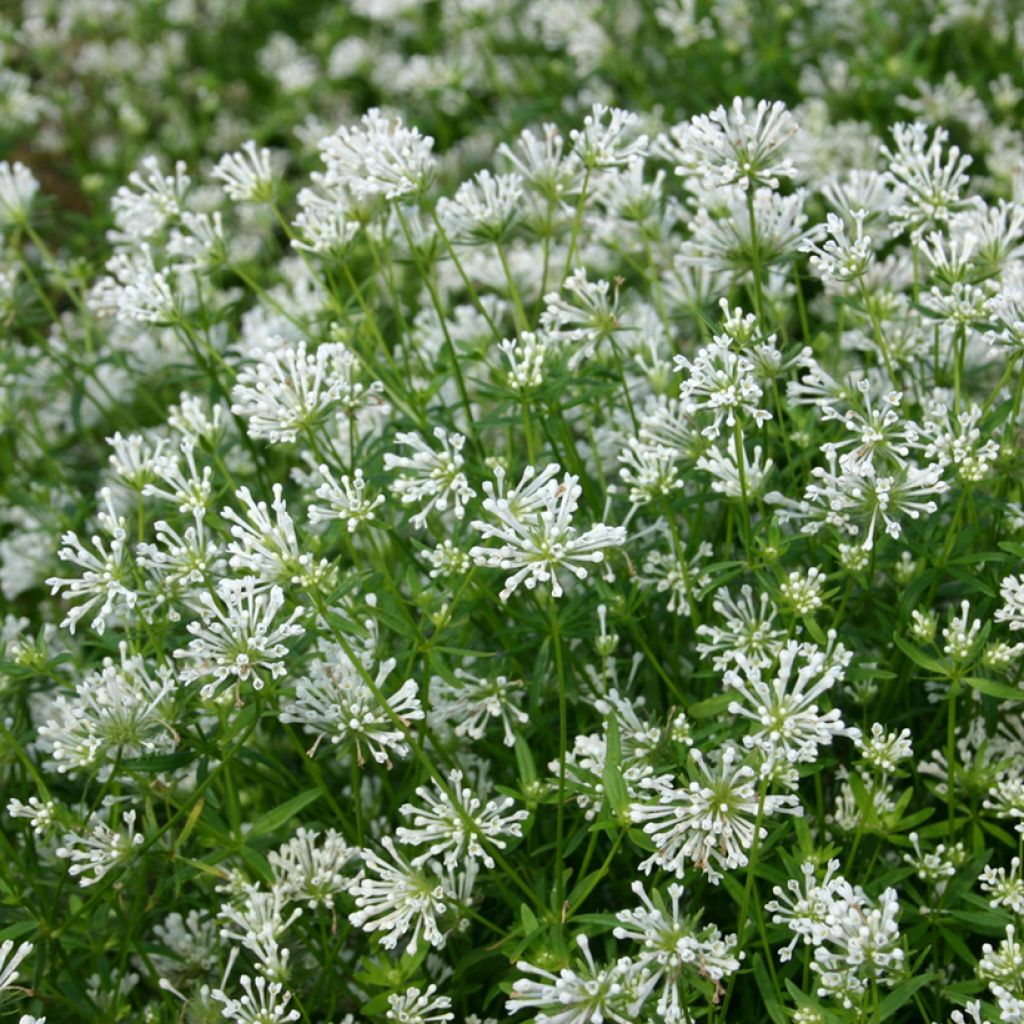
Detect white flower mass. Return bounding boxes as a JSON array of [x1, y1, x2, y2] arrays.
[[2, 2, 1024, 1022]]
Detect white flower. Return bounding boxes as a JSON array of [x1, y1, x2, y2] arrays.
[[0, 161, 39, 226], [696, 439, 774, 498], [173, 578, 304, 697], [630, 744, 801, 883], [540, 267, 623, 368], [674, 329, 772, 440], [725, 640, 858, 767], [349, 837, 451, 954], [7, 796, 57, 837], [211, 975, 300, 1023], [292, 184, 360, 254], [55, 807, 144, 887], [396, 769, 528, 869], [618, 439, 682, 507], [231, 340, 358, 444], [437, 170, 524, 244], [218, 885, 301, 978], [268, 828, 359, 909], [779, 567, 826, 615], [996, 575, 1024, 631], [46, 489, 138, 635], [639, 542, 713, 618], [279, 646, 423, 764], [223, 484, 333, 590], [150, 910, 219, 979], [856, 723, 913, 773], [769, 452, 947, 550], [613, 881, 740, 1018], [508, 934, 653, 1024], [143, 440, 214, 514], [384, 427, 475, 529], [95, 244, 183, 323], [499, 332, 550, 393], [498, 123, 581, 199], [696, 584, 786, 670], [801, 210, 875, 282], [678, 186, 811, 275], [319, 108, 436, 201], [167, 210, 228, 271], [212, 141, 277, 203], [136, 515, 222, 605], [469, 464, 626, 601], [37, 642, 176, 774], [0, 939, 33, 996], [882, 122, 976, 237], [570, 104, 648, 169], [981, 859, 1024, 915], [666, 96, 799, 190], [110, 155, 190, 242], [429, 669, 528, 747], [308, 466, 385, 530], [387, 984, 454, 1024], [920, 400, 999, 484]]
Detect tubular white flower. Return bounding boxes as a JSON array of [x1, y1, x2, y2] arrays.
[[665, 96, 799, 190], [0, 161, 39, 226], [46, 489, 138, 635], [231, 340, 357, 444], [469, 465, 626, 601], [383, 427, 475, 529], [386, 984, 454, 1024], [882, 121, 976, 237], [349, 837, 450, 954], [508, 934, 653, 1024], [308, 465, 385, 530], [212, 141, 277, 203], [267, 828, 359, 909], [396, 769, 528, 869], [997, 575, 1024, 632], [110, 155, 190, 242], [0, 939, 34, 995], [630, 744, 801, 883], [570, 104, 649, 169], [613, 881, 741, 1017], [429, 669, 528, 747], [218, 885, 301, 979], [725, 640, 858, 767], [318, 108, 436, 201], [279, 646, 423, 765], [173, 577, 304, 697], [55, 807, 144, 887], [437, 169, 524, 244], [37, 642, 176, 774], [223, 484, 333, 590], [211, 974, 300, 1023]]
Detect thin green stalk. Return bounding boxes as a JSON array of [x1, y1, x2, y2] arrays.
[[549, 599, 570, 921]]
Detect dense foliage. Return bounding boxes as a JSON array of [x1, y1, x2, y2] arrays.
[[3, 2, 1024, 1023]]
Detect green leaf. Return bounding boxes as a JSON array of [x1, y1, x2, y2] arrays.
[[802, 614, 826, 646], [602, 716, 630, 820], [753, 954, 787, 1024], [963, 676, 1024, 702], [0, 920, 36, 942], [893, 634, 947, 676], [515, 733, 537, 788], [688, 692, 733, 719], [247, 788, 322, 839], [121, 752, 197, 773], [847, 771, 878, 827], [873, 973, 938, 1022]]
